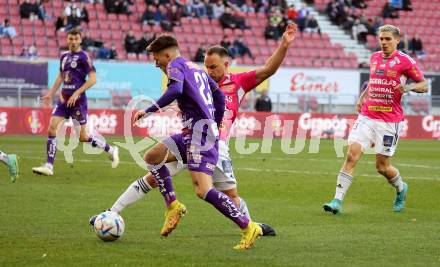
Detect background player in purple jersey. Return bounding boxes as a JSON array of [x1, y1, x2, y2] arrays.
[[132, 35, 262, 250], [32, 29, 119, 176]]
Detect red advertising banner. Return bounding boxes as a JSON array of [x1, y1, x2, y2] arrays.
[[0, 107, 439, 140]]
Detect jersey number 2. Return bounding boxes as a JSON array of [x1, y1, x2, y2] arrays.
[[194, 72, 213, 106]]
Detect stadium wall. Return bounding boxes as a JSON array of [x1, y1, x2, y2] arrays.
[[1, 107, 439, 140]]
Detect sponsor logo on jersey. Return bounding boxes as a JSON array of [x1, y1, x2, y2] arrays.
[[368, 106, 392, 112], [375, 69, 385, 76], [389, 59, 397, 68], [387, 70, 397, 77]]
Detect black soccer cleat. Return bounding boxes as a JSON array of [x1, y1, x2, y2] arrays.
[[258, 223, 276, 236]]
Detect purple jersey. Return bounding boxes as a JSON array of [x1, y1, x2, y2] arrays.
[[167, 57, 217, 127], [59, 50, 95, 100]]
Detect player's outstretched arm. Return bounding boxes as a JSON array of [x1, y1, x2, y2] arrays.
[[254, 23, 297, 85], [134, 80, 184, 123], [398, 79, 428, 94], [66, 71, 97, 107]]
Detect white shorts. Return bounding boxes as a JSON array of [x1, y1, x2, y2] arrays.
[[165, 140, 237, 191], [348, 115, 404, 156]]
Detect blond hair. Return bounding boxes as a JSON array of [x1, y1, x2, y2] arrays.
[[378, 25, 400, 37]]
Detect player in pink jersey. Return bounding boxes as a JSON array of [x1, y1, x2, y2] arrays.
[[90, 24, 297, 242], [323, 25, 428, 214]]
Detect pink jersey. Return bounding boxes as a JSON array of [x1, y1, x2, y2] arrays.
[[361, 50, 424, 122], [218, 71, 258, 141]]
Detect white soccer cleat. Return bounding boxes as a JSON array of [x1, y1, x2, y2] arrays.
[[32, 163, 54, 176], [110, 146, 119, 168]]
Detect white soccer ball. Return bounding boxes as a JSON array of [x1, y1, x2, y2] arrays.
[[93, 211, 125, 241]]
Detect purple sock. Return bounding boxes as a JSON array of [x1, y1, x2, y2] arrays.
[[204, 188, 249, 229], [150, 165, 177, 207], [87, 136, 111, 153], [46, 135, 57, 165]]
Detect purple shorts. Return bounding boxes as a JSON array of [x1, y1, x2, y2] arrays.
[[162, 130, 219, 176], [52, 99, 88, 125]]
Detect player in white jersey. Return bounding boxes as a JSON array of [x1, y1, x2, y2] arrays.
[[323, 25, 428, 214], [90, 24, 297, 238]]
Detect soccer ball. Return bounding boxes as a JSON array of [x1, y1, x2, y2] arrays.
[[93, 211, 125, 241]]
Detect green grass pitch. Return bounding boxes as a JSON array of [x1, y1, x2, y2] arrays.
[[1, 136, 439, 267]]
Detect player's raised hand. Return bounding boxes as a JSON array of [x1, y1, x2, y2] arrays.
[[133, 110, 147, 125], [67, 91, 81, 107], [281, 23, 297, 47]]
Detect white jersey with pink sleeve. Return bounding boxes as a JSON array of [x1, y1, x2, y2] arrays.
[[218, 71, 258, 142], [361, 50, 424, 122]]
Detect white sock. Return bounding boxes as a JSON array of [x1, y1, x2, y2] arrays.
[[238, 197, 251, 221], [334, 171, 353, 201], [110, 175, 152, 213], [388, 172, 404, 192], [0, 151, 9, 164]]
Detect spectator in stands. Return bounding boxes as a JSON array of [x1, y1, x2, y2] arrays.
[[20, 0, 39, 20], [105, 0, 133, 15], [20, 43, 38, 58], [212, 0, 225, 19], [296, 3, 310, 31], [326, 0, 344, 25], [402, 0, 412, 11], [372, 16, 384, 33], [265, 22, 281, 40], [158, 5, 173, 31], [35, 0, 47, 22], [390, 0, 402, 9], [220, 35, 237, 58], [398, 33, 411, 54], [137, 32, 156, 54], [219, 7, 236, 29], [203, 0, 214, 19], [142, 5, 157, 25], [80, 3, 89, 25], [304, 14, 321, 35], [233, 37, 254, 59], [124, 31, 138, 53], [269, 8, 283, 28], [341, 6, 357, 31], [353, 0, 367, 9], [352, 18, 368, 43], [109, 43, 118, 59], [55, 12, 68, 33], [382, 2, 399, 19], [81, 31, 103, 52], [169, 5, 183, 26], [194, 45, 206, 62], [191, 0, 206, 17], [255, 91, 272, 112], [411, 34, 426, 58], [3, 19, 17, 41], [240, 0, 255, 13], [231, 5, 249, 29], [97, 43, 111, 59], [65, 3, 82, 29], [286, 5, 298, 22]]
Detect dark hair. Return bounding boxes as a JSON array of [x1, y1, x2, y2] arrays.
[[206, 45, 229, 58], [67, 28, 82, 36], [147, 35, 179, 53]]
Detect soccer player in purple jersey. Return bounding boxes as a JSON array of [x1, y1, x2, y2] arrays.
[[32, 29, 119, 176], [134, 35, 261, 249]]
